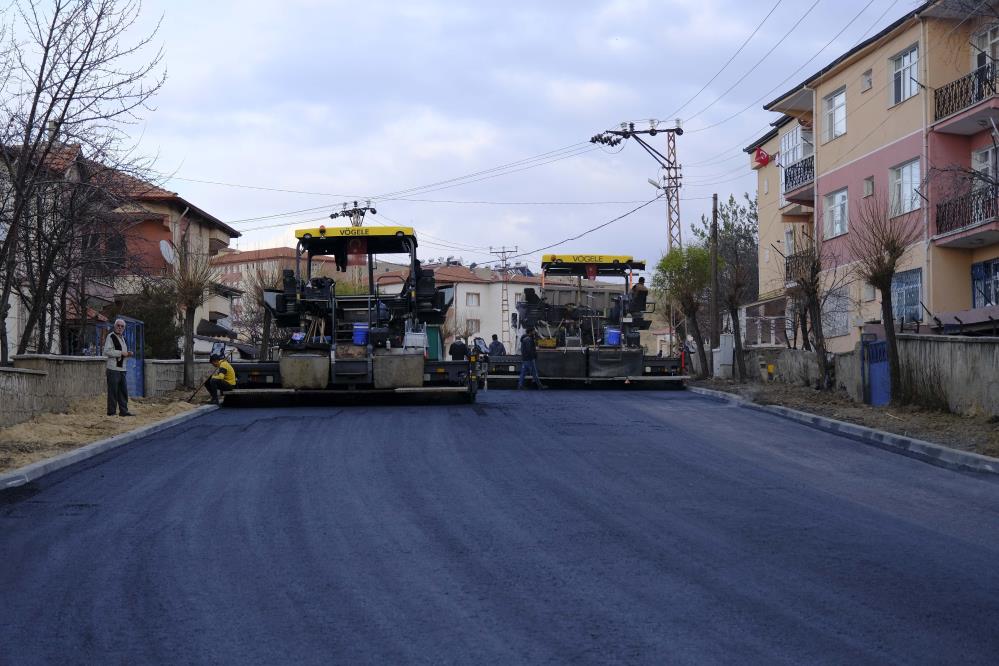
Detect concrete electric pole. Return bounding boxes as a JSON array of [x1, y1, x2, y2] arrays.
[[710, 192, 719, 351]]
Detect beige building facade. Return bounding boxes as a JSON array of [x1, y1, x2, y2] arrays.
[[746, 1, 999, 353]]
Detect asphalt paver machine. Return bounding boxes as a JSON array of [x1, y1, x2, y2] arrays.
[[487, 254, 684, 388], [229, 226, 479, 402]]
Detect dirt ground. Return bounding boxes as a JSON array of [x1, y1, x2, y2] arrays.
[[691, 379, 999, 459], [0, 390, 201, 474]]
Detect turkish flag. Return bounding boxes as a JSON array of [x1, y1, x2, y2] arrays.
[[346, 238, 367, 266], [585, 264, 597, 280], [754, 147, 771, 167]]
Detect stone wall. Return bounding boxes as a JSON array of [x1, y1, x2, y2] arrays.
[[834, 346, 863, 402], [0, 355, 106, 428], [896, 334, 999, 417], [145, 359, 214, 397]]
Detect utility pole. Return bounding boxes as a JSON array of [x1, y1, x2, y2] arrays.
[[490, 246, 518, 351], [330, 200, 377, 227], [710, 193, 719, 351], [592, 119, 683, 252], [595, 119, 684, 355]]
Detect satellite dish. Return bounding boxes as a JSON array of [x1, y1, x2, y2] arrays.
[[159, 240, 177, 266]]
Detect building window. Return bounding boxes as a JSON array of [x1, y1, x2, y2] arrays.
[[890, 159, 920, 215], [784, 226, 796, 254], [863, 176, 874, 197], [972, 24, 999, 70], [863, 283, 877, 302], [861, 69, 873, 92], [779, 124, 813, 205], [824, 87, 846, 141], [972, 258, 999, 308], [465, 292, 480, 307], [972, 146, 994, 183], [823, 286, 851, 338], [824, 188, 848, 238], [891, 45, 919, 105], [466, 318, 481, 334], [891, 268, 922, 322]]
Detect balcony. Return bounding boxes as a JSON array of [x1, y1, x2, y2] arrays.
[[782, 155, 814, 205], [933, 187, 999, 248], [933, 64, 999, 132], [784, 251, 812, 287]]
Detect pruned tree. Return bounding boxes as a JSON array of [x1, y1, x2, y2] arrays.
[[652, 245, 711, 379], [167, 228, 219, 387], [781, 225, 853, 388], [848, 191, 921, 404], [0, 0, 164, 363]]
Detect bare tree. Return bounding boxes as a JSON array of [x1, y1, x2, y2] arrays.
[[167, 227, 220, 388], [782, 225, 854, 388], [239, 262, 288, 360], [848, 191, 921, 404], [0, 0, 164, 363]]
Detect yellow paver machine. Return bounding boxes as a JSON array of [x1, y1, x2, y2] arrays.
[[486, 254, 686, 388], [227, 226, 480, 403]]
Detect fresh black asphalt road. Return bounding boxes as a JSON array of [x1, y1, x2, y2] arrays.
[[2, 390, 999, 664]]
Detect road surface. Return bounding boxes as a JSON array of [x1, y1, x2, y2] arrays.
[[2, 390, 998, 664]]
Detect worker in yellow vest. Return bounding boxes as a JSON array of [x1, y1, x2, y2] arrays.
[[204, 353, 236, 404]]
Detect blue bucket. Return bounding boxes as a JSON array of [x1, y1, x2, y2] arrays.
[[605, 327, 622, 346], [352, 323, 369, 345]]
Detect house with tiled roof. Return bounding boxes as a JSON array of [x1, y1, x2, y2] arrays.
[[1, 133, 240, 356]]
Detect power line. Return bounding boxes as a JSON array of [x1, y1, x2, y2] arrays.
[[682, 0, 823, 125], [665, 0, 785, 119], [684, 0, 905, 167], [506, 194, 667, 262], [685, 0, 877, 135]]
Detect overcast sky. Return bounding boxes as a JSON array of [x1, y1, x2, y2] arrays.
[[135, 0, 915, 270]]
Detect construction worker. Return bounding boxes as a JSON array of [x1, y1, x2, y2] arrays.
[[488, 333, 507, 356], [630, 276, 649, 313], [204, 353, 236, 404], [517, 326, 545, 390], [448, 337, 468, 361]]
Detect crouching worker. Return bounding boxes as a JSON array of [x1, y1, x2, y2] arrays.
[[205, 353, 236, 404]]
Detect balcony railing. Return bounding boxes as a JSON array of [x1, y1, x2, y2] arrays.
[[935, 187, 998, 235], [934, 63, 998, 121], [782, 155, 814, 193], [784, 251, 812, 282]]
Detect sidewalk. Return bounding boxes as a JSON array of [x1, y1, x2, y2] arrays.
[[0, 391, 210, 474], [690, 379, 999, 467]]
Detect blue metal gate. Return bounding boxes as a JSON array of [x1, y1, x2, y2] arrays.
[[862, 340, 890, 406], [95, 316, 145, 397]]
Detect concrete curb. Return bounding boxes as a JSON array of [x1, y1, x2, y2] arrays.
[[0, 405, 219, 490], [687, 386, 999, 476]]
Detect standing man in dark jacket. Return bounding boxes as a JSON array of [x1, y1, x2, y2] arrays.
[[518, 327, 545, 389], [488, 334, 507, 356], [448, 337, 468, 361]]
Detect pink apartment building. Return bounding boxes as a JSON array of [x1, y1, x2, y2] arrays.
[[745, 1, 999, 353]]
